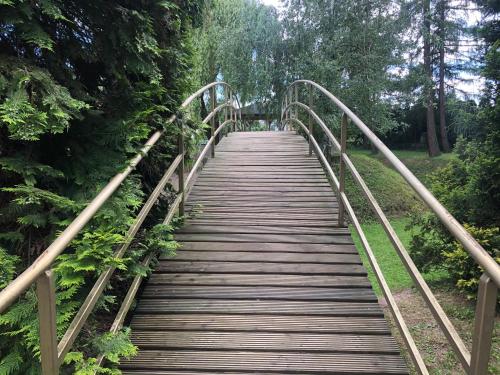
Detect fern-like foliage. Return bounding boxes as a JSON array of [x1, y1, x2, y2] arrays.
[[0, 58, 88, 141], [0, 0, 203, 372]]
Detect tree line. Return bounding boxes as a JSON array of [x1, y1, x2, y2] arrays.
[[197, 0, 495, 155]]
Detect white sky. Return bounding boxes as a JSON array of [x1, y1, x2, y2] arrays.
[[259, 0, 282, 7]]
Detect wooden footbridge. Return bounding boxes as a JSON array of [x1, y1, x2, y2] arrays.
[[121, 131, 406, 374], [0, 81, 498, 375]]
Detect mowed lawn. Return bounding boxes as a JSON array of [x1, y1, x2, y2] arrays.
[[349, 217, 447, 296]]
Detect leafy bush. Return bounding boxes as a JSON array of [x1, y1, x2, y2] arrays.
[[0, 0, 202, 373], [444, 225, 500, 294], [410, 123, 500, 296]]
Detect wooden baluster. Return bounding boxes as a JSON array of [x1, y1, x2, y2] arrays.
[[308, 83, 313, 156], [230, 90, 235, 132], [469, 274, 497, 375], [223, 86, 228, 136], [210, 86, 215, 158], [37, 270, 59, 375], [283, 90, 289, 130], [338, 113, 348, 227], [177, 119, 185, 216], [294, 84, 299, 120]]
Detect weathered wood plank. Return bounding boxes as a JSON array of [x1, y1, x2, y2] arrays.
[[177, 225, 347, 235], [162, 251, 361, 264], [148, 273, 370, 287], [178, 242, 358, 253], [130, 314, 390, 333], [187, 202, 338, 209], [185, 219, 340, 227], [186, 212, 340, 220], [190, 186, 334, 192], [131, 331, 400, 353], [119, 350, 408, 374], [174, 233, 352, 244], [155, 261, 366, 275], [188, 191, 335, 198], [134, 299, 384, 316], [188, 207, 340, 214], [140, 285, 377, 301]]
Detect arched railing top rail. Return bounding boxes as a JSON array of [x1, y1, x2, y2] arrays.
[[0, 81, 241, 375], [281, 80, 499, 375], [182, 81, 241, 109], [283, 79, 500, 287]]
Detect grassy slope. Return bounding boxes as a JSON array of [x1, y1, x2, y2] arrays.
[[345, 149, 498, 374], [345, 149, 454, 294], [351, 149, 455, 185], [343, 153, 425, 222]]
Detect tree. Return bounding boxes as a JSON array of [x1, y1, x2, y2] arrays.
[[193, 0, 284, 117], [0, 0, 202, 372], [281, 0, 404, 141], [410, 0, 500, 296], [437, 0, 451, 152], [423, 0, 441, 156]]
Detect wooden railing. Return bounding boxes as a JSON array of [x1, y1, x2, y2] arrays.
[[281, 79, 499, 375], [0, 81, 241, 375]]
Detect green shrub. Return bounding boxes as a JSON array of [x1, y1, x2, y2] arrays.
[[443, 225, 500, 295], [0, 0, 202, 372], [410, 122, 500, 296]]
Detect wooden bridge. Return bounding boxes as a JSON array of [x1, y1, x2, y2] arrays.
[[120, 131, 407, 374], [0, 81, 497, 375]]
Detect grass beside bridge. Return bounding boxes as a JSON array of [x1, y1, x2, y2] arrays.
[[346, 149, 499, 374]]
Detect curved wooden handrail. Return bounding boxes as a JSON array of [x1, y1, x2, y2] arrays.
[[0, 81, 241, 375], [281, 80, 499, 375], [284, 79, 500, 287], [284, 117, 429, 374]]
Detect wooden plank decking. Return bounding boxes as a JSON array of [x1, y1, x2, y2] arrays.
[[120, 131, 408, 374]]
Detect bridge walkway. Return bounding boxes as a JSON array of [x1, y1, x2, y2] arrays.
[[120, 131, 408, 374]]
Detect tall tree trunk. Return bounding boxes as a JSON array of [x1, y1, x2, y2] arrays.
[[438, 0, 451, 152], [423, 0, 441, 157]]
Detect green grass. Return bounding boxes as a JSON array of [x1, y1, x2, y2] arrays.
[[350, 149, 455, 185], [350, 217, 447, 296], [344, 154, 424, 222]]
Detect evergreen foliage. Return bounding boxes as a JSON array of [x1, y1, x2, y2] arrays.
[[0, 0, 202, 372]]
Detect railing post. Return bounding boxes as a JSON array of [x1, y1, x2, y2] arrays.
[[210, 86, 215, 158], [37, 270, 59, 375], [338, 113, 348, 227], [233, 96, 237, 131], [469, 273, 497, 375], [239, 107, 242, 131], [177, 119, 185, 216], [223, 86, 228, 136], [294, 84, 299, 120], [308, 83, 313, 156], [283, 89, 289, 130], [229, 90, 235, 132]]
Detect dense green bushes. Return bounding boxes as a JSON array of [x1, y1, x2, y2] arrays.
[[410, 125, 500, 296], [0, 0, 202, 373]]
